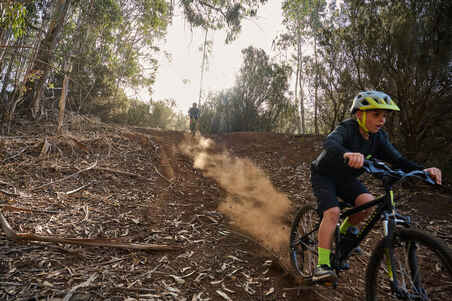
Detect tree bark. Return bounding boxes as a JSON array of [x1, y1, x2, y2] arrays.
[[22, 0, 71, 119], [57, 61, 71, 134], [297, 31, 306, 135], [198, 27, 209, 106], [314, 37, 319, 135]]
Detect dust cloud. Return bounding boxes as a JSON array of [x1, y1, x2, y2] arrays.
[[180, 135, 292, 267]]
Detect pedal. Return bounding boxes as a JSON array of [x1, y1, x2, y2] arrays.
[[319, 280, 337, 289], [321, 281, 334, 287], [336, 262, 350, 270]]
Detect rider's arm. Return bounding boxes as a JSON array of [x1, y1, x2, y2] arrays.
[[323, 122, 367, 171], [323, 123, 350, 159]]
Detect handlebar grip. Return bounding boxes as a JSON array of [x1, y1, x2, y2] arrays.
[[343, 156, 371, 168], [422, 170, 437, 185]]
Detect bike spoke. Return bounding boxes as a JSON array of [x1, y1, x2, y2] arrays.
[[367, 230, 452, 300], [289, 205, 320, 278]]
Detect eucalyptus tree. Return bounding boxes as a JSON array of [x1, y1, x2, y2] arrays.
[[281, 0, 327, 135], [336, 0, 452, 160], [1, 0, 270, 131], [280, 1, 306, 134], [180, 0, 268, 106], [147, 98, 177, 129], [302, 0, 451, 174], [66, 0, 169, 115], [0, 1, 27, 39], [23, 0, 72, 119], [232, 46, 292, 132], [198, 28, 212, 105], [197, 47, 292, 134], [0, 0, 52, 132], [180, 0, 268, 43]]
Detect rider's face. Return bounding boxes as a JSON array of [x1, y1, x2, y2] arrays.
[[362, 110, 388, 133]]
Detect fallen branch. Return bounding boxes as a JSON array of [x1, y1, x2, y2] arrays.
[[0, 188, 31, 198], [153, 166, 172, 184], [0, 189, 20, 196], [95, 167, 152, 181], [0, 211, 178, 251], [31, 161, 97, 191], [1, 146, 29, 163], [0, 205, 58, 214], [64, 182, 93, 195], [63, 274, 97, 301], [0, 179, 14, 186]]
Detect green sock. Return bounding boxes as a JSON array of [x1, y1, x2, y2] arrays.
[[317, 247, 331, 267], [339, 217, 352, 235]]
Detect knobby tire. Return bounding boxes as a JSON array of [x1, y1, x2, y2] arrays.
[[366, 228, 452, 301], [289, 205, 320, 278]]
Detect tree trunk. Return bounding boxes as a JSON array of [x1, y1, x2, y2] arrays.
[[294, 45, 300, 133], [57, 61, 71, 134], [297, 31, 306, 135], [198, 28, 208, 106], [22, 0, 71, 119], [314, 37, 319, 135]]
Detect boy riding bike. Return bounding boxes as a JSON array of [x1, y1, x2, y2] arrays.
[[188, 102, 200, 136], [310, 91, 442, 282]]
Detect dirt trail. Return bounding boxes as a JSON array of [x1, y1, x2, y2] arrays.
[[1, 121, 451, 301]]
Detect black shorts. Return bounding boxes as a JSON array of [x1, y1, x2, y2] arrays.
[[310, 169, 368, 213]]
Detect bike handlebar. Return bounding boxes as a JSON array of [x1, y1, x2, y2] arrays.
[[362, 158, 436, 185]]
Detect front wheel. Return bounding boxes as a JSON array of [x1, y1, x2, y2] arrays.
[[366, 228, 452, 300], [289, 205, 321, 277]]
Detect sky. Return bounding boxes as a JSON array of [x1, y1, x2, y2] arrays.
[[147, 1, 285, 114]]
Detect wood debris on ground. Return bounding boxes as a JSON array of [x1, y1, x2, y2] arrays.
[[1, 119, 450, 300]]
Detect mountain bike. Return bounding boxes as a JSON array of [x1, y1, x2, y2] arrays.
[[289, 158, 452, 300]]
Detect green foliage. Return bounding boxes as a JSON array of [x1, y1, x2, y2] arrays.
[[84, 91, 181, 130], [282, 0, 326, 35], [172, 111, 189, 131], [285, 0, 452, 175], [0, 2, 27, 38], [148, 99, 177, 130], [127, 100, 151, 125], [199, 47, 293, 134], [61, 0, 170, 116], [1, 0, 271, 129], [180, 0, 268, 42]]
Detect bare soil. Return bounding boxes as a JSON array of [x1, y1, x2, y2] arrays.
[[1, 117, 451, 300]]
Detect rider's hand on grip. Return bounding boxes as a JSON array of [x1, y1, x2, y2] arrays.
[[343, 152, 364, 169]]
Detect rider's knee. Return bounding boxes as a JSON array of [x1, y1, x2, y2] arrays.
[[323, 206, 340, 223], [355, 193, 375, 206]]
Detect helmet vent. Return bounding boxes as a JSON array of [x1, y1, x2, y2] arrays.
[[362, 100, 369, 105]]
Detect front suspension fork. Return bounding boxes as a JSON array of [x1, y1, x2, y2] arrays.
[[383, 212, 412, 296]]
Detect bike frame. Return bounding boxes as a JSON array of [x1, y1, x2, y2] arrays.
[[333, 178, 412, 292], [292, 159, 440, 296]]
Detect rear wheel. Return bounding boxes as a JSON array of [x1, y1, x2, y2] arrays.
[[289, 205, 321, 277], [366, 228, 452, 300]]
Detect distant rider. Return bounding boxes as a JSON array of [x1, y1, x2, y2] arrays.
[[188, 102, 200, 135]]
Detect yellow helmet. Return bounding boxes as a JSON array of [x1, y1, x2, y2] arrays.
[[350, 91, 400, 113]]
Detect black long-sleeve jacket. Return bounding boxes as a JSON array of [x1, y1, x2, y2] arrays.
[[311, 119, 423, 178]]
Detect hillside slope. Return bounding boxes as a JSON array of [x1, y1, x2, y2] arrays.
[[1, 119, 451, 300]]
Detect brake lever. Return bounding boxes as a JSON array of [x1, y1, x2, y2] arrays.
[[422, 170, 437, 185], [363, 159, 389, 175]]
